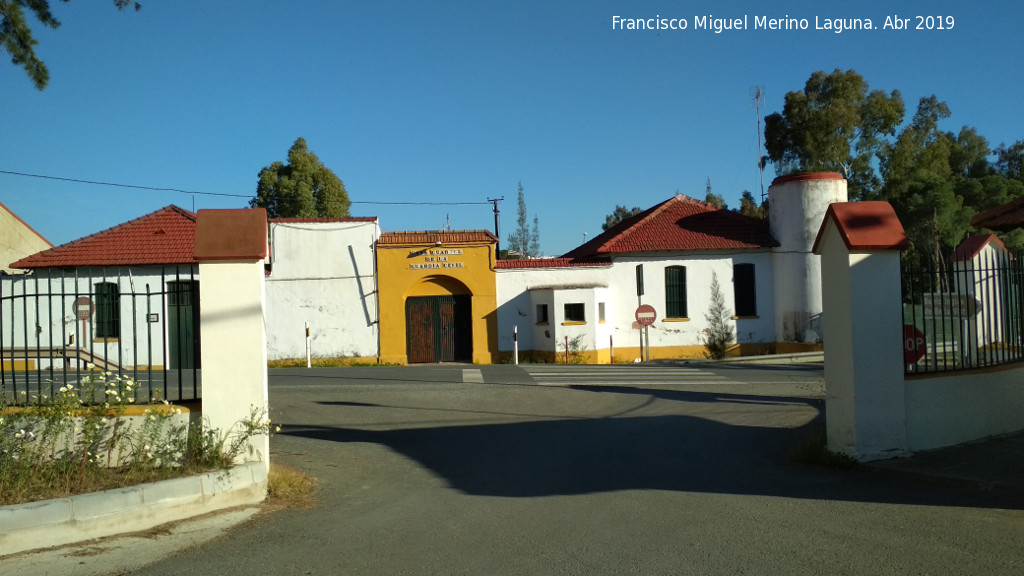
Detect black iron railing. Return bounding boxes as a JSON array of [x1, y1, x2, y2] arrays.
[[1, 266, 201, 405], [902, 251, 1024, 373]]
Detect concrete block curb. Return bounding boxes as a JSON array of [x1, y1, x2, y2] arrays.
[[0, 461, 268, 558]]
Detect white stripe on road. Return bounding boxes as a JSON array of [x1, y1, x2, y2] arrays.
[[462, 368, 484, 383]]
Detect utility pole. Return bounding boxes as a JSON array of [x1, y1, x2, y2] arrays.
[[488, 197, 504, 255], [752, 86, 766, 204]]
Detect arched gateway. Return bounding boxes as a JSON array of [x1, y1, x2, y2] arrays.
[[376, 230, 499, 364]]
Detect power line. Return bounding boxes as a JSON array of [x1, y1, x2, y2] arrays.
[[0, 169, 493, 206], [350, 200, 490, 205], [0, 169, 250, 198]]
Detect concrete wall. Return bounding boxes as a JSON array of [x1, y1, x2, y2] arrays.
[[0, 202, 50, 274], [265, 220, 380, 361], [817, 201, 1024, 460], [905, 366, 1024, 451]]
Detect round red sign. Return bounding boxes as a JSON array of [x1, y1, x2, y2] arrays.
[[73, 296, 94, 320], [903, 325, 925, 364], [635, 304, 657, 327]]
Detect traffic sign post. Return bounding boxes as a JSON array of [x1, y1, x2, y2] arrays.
[[903, 324, 925, 365], [73, 297, 93, 348], [635, 305, 657, 361]]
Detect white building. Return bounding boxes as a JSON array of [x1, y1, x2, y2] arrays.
[[265, 217, 381, 362]]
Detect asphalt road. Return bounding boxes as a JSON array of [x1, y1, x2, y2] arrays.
[[94, 364, 1024, 574]]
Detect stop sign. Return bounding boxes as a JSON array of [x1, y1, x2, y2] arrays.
[[903, 325, 925, 364], [635, 304, 657, 327]]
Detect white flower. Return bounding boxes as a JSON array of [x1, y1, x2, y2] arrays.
[[15, 429, 25, 439], [59, 386, 68, 393]]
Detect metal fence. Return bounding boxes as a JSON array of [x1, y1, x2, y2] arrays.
[[0, 266, 201, 405], [902, 250, 1024, 374]]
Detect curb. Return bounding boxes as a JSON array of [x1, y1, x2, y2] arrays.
[[649, 352, 825, 366], [0, 462, 268, 558], [866, 460, 1024, 504]]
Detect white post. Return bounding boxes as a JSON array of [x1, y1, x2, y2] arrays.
[[814, 202, 909, 461], [305, 321, 311, 368], [513, 324, 519, 365], [195, 209, 270, 473]]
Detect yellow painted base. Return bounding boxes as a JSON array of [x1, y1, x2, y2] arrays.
[[1, 360, 35, 371], [267, 356, 385, 368], [497, 341, 809, 365], [774, 342, 824, 354]]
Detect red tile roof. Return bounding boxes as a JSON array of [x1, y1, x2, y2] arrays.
[[270, 217, 378, 223], [494, 258, 608, 269], [812, 201, 909, 253], [12, 205, 198, 268], [971, 197, 1024, 231], [563, 194, 776, 259], [951, 234, 1008, 262], [378, 230, 497, 245]]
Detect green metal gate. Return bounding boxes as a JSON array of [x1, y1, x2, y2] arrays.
[[168, 280, 201, 369], [406, 295, 472, 363]]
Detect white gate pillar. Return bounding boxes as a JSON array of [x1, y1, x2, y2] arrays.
[[195, 208, 270, 471], [813, 202, 910, 461]]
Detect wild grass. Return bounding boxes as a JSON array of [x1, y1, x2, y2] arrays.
[[0, 372, 276, 506]]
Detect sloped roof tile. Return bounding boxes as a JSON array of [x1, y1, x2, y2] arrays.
[[12, 205, 197, 268], [378, 230, 497, 245], [495, 258, 608, 269], [563, 194, 776, 259], [971, 197, 1024, 231], [812, 201, 909, 253], [951, 234, 1008, 262]]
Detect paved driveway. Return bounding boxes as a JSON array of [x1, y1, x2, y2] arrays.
[[128, 364, 1023, 575]]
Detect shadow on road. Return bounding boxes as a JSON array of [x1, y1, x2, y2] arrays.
[[279, 386, 1023, 511]]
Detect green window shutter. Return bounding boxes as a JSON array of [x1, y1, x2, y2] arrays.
[[733, 263, 757, 317], [94, 282, 120, 339], [665, 266, 687, 318]]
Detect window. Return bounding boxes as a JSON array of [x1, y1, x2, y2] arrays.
[[563, 303, 586, 323], [94, 282, 120, 339], [536, 304, 549, 324], [598, 302, 606, 323], [665, 266, 687, 318], [733, 263, 757, 317]]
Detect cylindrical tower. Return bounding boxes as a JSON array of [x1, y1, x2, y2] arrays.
[[769, 172, 848, 347]]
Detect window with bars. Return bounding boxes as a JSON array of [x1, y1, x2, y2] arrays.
[[665, 266, 687, 318], [94, 282, 120, 339], [733, 263, 757, 317], [563, 303, 586, 323]]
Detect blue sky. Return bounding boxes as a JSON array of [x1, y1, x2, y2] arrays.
[[2, 0, 1021, 256]]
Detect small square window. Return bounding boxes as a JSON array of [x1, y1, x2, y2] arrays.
[[536, 304, 549, 324], [598, 302, 606, 323], [564, 303, 586, 323]]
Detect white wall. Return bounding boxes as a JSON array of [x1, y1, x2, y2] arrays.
[[264, 220, 380, 360], [905, 366, 1024, 451], [495, 251, 776, 358], [495, 264, 610, 354]]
